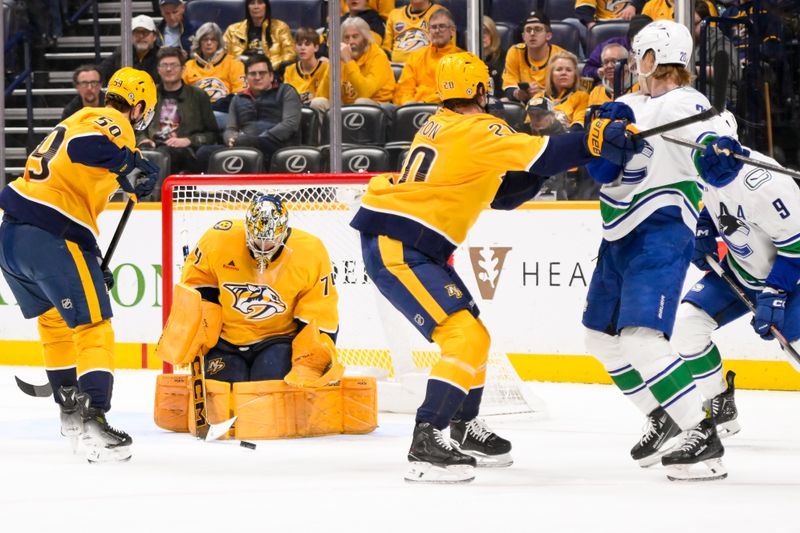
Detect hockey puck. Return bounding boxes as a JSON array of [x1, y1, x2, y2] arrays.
[[240, 440, 257, 450]]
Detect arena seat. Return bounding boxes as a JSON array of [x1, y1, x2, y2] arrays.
[[391, 62, 404, 83], [323, 105, 390, 146], [495, 22, 517, 53], [138, 150, 170, 202], [388, 103, 437, 144], [185, 0, 244, 35], [488, 0, 536, 26], [542, 0, 576, 21], [207, 147, 265, 174], [269, 0, 324, 29], [342, 146, 391, 173], [587, 21, 630, 58], [500, 101, 527, 132], [549, 22, 582, 56], [300, 107, 322, 146], [269, 146, 324, 174]]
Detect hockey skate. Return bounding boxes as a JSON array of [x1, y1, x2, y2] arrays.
[[662, 417, 727, 482], [57, 386, 83, 452], [710, 370, 740, 438], [405, 422, 476, 484], [630, 406, 681, 467], [450, 418, 513, 467], [77, 393, 132, 463]]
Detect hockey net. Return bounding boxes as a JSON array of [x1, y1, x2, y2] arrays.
[[161, 174, 542, 416]]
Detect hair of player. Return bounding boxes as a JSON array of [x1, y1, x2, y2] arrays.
[[72, 64, 102, 85], [430, 7, 456, 28], [157, 46, 187, 66], [191, 22, 224, 57], [482, 16, 501, 61], [105, 93, 133, 113], [341, 15, 373, 44], [544, 50, 580, 98], [295, 26, 321, 47], [643, 50, 693, 86], [245, 53, 274, 74]]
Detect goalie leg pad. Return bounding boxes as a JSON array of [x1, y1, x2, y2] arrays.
[[305, 384, 344, 436], [205, 378, 233, 427], [154, 373, 190, 432], [342, 376, 378, 434], [156, 283, 222, 367], [233, 380, 306, 439]]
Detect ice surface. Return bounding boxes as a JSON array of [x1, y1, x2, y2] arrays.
[[1, 367, 798, 533]]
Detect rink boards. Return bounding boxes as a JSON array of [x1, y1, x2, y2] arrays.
[[1, 201, 798, 391]]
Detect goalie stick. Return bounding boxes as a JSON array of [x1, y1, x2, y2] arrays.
[[705, 255, 800, 368], [15, 199, 137, 398]]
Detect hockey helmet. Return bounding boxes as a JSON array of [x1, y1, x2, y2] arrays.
[[436, 52, 490, 102], [245, 194, 289, 271], [105, 67, 157, 130], [632, 20, 693, 78]]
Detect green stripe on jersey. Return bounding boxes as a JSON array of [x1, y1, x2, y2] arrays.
[[610, 367, 645, 392], [727, 254, 763, 286], [681, 344, 722, 377], [648, 361, 695, 404], [777, 239, 800, 258], [600, 180, 702, 225]]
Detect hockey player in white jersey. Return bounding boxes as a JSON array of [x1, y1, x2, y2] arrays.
[[582, 20, 734, 481], [673, 134, 800, 438]]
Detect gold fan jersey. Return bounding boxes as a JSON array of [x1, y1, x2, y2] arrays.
[[350, 108, 549, 262], [642, 0, 718, 20], [283, 59, 329, 104], [393, 42, 464, 105], [183, 52, 246, 103], [341, 0, 394, 20], [181, 221, 339, 346], [317, 43, 395, 104], [0, 107, 136, 251], [501, 43, 566, 92], [383, 3, 448, 63], [574, 0, 631, 21]]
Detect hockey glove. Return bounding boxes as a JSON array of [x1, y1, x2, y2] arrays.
[[697, 136, 749, 187], [115, 148, 159, 201], [691, 209, 719, 271], [752, 287, 786, 340], [596, 101, 637, 122], [586, 118, 645, 167], [586, 158, 621, 184], [102, 266, 114, 291]]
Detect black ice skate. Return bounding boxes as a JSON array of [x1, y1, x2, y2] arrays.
[[450, 418, 513, 467], [630, 406, 681, 467], [710, 370, 740, 438], [662, 417, 727, 482], [77, 393, 132, 463], [405, 422, 476, 483]]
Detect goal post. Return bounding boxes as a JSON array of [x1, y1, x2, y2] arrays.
[[160, 173, 542, 415]]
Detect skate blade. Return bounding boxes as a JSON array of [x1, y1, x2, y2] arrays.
[[403, 462, 475, 484], [636, 437, 681, 468], [85, 445, 132, 464], [717, 420, 741, 439], [665, 458, 727, 482], [463, 450, 513, 468]]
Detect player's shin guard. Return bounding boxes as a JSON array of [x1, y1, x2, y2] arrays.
[[38, 308, 78, 404], [672, 304, 726, 400], [74, 319, 115, 412]]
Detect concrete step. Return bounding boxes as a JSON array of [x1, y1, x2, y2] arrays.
[[5, 127, 54, 134], [5, 148, 28, 160], [5, 108, 63, 121], [44, 52, 113, 61], [78, 16, 163, 26], [12, 88, 77, 97], [95, 1, 154, 15], [56, 35, 121, 48]]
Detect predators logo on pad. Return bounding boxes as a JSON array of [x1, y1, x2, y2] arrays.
[[224, 282, 287, 320]]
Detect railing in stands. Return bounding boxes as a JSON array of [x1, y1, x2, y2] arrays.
[[67, 0, 101, 64]]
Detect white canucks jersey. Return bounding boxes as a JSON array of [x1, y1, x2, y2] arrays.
[[701, 151, 800, 290], [599, 87, 736, 241]]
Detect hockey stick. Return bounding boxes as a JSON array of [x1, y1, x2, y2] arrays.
[[15, 198, 137, 398], [631, 50, 729, 141], [190, 354, 210, 439], [662, 134, 800, 180], [705, 255, 800, 366]]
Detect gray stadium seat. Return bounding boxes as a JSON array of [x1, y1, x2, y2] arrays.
[[269, 0, 324, 29], [207, 147, 265, 174], [323, 105, 390, 146], [495, 22, 517, 53], [549, 22, 582, 56], [269, 146, 324, 174], [500, 101, 527, 132], [388, 103, 438, 144], [542, 0, 576, 21], [587, 21, 630, 58], [488, 0, 536, 26], [185, 0, 244, 35], [342, 146, 391, 173], [138, 150, 170, 202], [301, 107, 322, 146]]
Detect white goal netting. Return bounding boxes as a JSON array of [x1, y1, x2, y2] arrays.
[[162, 175, 542, 416]]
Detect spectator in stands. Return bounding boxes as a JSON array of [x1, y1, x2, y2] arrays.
[[183, 22, 247, 130], [313, 17, 395, 111], [642, 0, 718, 21], [482, 16, 505, 100], [61, 65, 105, 120], [223, 0, 296, 75], [137, 47, 219, 176], [529, 51, 589, 130], [502, 12, 565, 104], [198, 55, 301, 169], [341, 0, 394, 21], [284, 27, 330, 106], [383, 0, 446, 63], [343, 0, 386, 45], [582, 14, 651, 82], [394, 9, 463, 106], [694, 1, 738, 82], [575, 0, 638, 32], [157, 0, 196, 54], [587, 42, 635, 107], [100, 15, 161, 85]]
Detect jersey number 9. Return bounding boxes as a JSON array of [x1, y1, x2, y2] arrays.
[[26, 126, 67, 181]]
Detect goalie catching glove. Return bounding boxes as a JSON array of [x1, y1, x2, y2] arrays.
[[284, 320, 344, 388], [155, 283, 222, 366]]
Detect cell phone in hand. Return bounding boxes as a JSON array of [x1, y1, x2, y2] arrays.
[[518, 82, 529, 91]]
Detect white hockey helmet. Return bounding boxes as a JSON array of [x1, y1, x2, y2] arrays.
[[632, 20, 693, 77]]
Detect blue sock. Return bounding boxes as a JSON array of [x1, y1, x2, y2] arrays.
[[454, 387, 484, 422], [78, 371, 114, 412], [46, 367, 78, 406], [415, 379, 467, 430]]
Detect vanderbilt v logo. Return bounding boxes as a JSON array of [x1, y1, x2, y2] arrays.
[[468, 246, 511, 300]]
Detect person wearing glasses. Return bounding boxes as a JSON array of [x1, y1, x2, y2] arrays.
[[100, 15, 161, 86], [501, 11, 565, 105], [137, 47, 219, 183], [61, 65, 105, 120]]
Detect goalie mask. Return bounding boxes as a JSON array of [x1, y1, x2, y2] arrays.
[[245, 195, 289, 271]]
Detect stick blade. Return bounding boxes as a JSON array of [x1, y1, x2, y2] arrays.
[[205, 416, 238, 441], [15, 376, 53, 397], [711, 50, 729, 112]]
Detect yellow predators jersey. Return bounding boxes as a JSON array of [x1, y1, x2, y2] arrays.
[[341, 0, 394, 20], [0, 107, 136, 250], [501, 43, 566, 91], [383, 3, 448, 63], [318, 43, 395, 104], [350, 108, 548, 261], [183, 53, 247, 103], [642, 0, 717, 20], [393, 42, 464, 105], [574, 0, 631, 20], [181, 221, 339, 346], [283, 59, 329, 104]]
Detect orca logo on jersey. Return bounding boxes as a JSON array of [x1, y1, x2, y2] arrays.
[[343, 113, 366, 130], [468, 246, 512, 300], [286, 154, 308, 173], [224, 282, 287, 320], [222, 156, 245, 174]]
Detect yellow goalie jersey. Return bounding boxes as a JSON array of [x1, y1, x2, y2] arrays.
[[181, 220, 339, 346], [350, 108, 548, 262], [0, 107, 136, 250]]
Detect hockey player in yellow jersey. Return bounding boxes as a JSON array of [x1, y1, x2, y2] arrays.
[[350, 52, 645, 483], [0, 67, 159, 463]]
